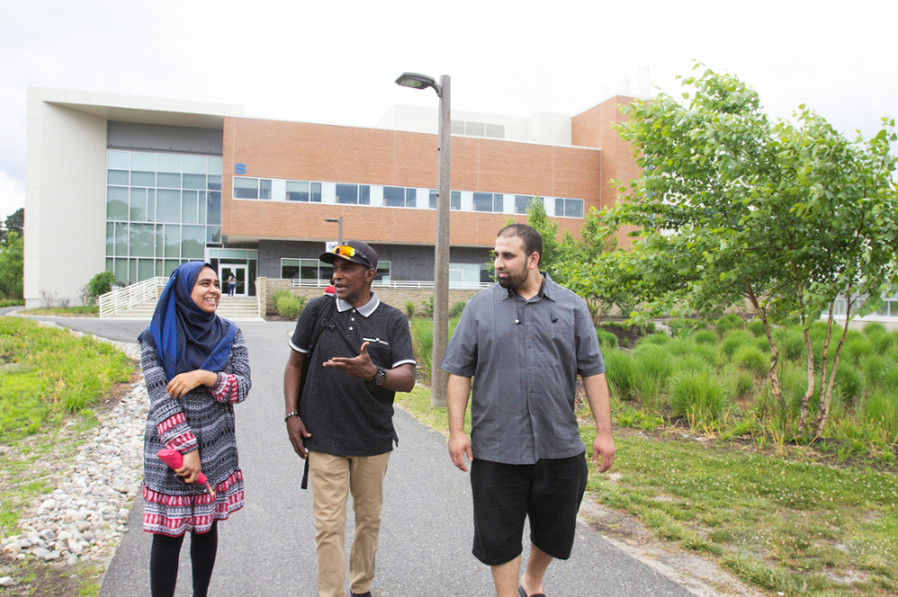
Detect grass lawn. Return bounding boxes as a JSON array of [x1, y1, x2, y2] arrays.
[[395, 387, 898, 597], [0, 317, 133, 597]]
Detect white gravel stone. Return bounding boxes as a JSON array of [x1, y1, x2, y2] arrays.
[[0, 337, 147, 566], [0, 576, 15, 587]]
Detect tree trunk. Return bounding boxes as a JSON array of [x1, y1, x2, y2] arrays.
[[815, 309, 851, 437], [798, 316, 815, 437], [747, 285, 783, 412]]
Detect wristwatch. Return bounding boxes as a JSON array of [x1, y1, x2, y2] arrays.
[[370, 366, 387, 387], [284, 411, 300, 423]]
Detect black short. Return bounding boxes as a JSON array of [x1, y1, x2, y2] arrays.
[[469, 455, 588, 566]]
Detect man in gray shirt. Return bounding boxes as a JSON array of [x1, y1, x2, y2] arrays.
[[441, 224, 615, 597]]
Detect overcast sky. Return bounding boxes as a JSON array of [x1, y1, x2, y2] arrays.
[[2, 0, 896, 221]]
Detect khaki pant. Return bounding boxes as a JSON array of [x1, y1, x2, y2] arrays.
[[309, 450, 391, 597]]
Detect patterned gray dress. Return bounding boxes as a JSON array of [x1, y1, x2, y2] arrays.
[[141, 328, 251, 535]]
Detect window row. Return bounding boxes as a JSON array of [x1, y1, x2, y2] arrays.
[[281, 258, 391, 281], [106, 222, 221, 259], [107, 186, 222, 225], [107, 170, 221, 190], [233, 178, 585, 218], [107, 257, 190, 287], [450, 120, 505, 139], [107, 151, 222, 175]]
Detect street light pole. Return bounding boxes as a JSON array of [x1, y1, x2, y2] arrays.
[[325, 217, 343, 245], [395, 72, 451, 407]]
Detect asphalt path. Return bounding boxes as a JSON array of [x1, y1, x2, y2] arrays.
[[29, 316, 697, 597]]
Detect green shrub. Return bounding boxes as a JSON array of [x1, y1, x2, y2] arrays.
[[405, 300, 417, 318], [873, 330, 898, 354], [693, 330, 718, 345], [421, 296, 434, 317], [85, 271, 117, 305], [410, 318, 433, 381], [777, 329, 806, 362], [753, 336, 771, 353], [732, 370, 756, 397], [716, 313, 744, 337], [842, 336, 874, 365], [733, 345, 768, 377], [604, 349, 636, 400], [834, 364, 864, 405], [720, 331, 754, 359], [857, 390, 898, 443], [672, 354, 712, 376], [596, 329, 618, 350], [450, 301, 467, 318], [274, 290, 306, 319], [862, 322, 888, 338], [638, 333, 670, 347], [779, 360, 813, 419], [633, 344, 674, 409], [747, 319, 766, 337], [863, 355, 898, 391], [669, 370, 728, 421]]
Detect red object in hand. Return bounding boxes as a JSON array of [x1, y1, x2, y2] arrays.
[[157, 448, 215, 497]]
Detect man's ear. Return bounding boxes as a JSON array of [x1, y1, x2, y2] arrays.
[[366, 268, 376, 282], [528, 252, 541, 271]]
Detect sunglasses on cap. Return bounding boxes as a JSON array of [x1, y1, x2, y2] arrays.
[[331, 245, 372, 266]]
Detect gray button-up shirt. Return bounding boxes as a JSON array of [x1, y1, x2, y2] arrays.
[[441, 274, 605, 465]]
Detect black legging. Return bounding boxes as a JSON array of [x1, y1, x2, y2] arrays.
[[149, 521, 218, 597]]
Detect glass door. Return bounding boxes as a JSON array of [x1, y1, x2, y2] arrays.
[[220, 264, 247, 297]]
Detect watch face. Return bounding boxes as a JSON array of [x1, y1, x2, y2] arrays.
[[375, 367, 387, 386]]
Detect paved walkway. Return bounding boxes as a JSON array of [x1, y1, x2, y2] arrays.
[[33, 317, 698, 597]]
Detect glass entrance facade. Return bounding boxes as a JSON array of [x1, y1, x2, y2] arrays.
[[105, 150, 223, 285]]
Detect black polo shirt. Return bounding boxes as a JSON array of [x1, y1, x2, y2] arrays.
[[289, 292, 416, 457]]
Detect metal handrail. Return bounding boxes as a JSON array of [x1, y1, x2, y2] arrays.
[[98, 277, 168, 318], [289, 278, 490, 290]]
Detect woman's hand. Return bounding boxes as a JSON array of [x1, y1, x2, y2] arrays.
[[176, 449, 202, 484], [167, 370, 218, 399]]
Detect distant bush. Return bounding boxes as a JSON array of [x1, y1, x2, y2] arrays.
[[861, 322, 888, 339], [720, 331, 754, 359], [604, 349, 636, 399], [273, 290, 306, 319], [747, 319, 766, 337], [843, 336, 874, 365], [421, 296, 434, 317], [669, 370, 728, 421], [693, 330, 718, 345], [596, 328, 618, 350], [450, 301, 467, 318], [632, 344, 673, 409], [85, 271, 116, 305], [405, 300, 417, 318], [834, 364, 864, 405], [638, 333, 670, 347], [715, 313, 744, 337], [733, 345, 768, 377]]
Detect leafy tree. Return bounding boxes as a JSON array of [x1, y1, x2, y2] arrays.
[[1, 208, 24, 245], [603, 64, 898, 439], [0, 231, 24, 299]]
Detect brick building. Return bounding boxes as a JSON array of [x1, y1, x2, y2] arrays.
[[24, 88, 641, 306]]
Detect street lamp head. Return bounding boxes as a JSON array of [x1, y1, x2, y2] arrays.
[[395, 72, 442, 97], [325, 218, 339, 223]]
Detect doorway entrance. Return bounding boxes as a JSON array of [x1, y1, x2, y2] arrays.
[[221, 264, 247, 297]]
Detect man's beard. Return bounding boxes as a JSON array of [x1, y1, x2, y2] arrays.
[[497, 267, 528, 290]]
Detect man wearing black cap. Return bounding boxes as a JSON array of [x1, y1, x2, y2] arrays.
[[284, 240, 417, 597]]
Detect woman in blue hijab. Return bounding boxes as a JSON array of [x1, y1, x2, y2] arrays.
[[138, 262, 251, 597]]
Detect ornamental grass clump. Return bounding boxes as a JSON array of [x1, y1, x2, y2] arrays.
[[720, 330, 755, 359], [603, 348, 636, 400], [668, 370, 728, 421], [632, 344, 673, 409], [693, 329, 718, 345], [733, 345, 769, 378]]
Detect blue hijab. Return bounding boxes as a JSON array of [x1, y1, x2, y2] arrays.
[[138, 262, 237, 381]]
